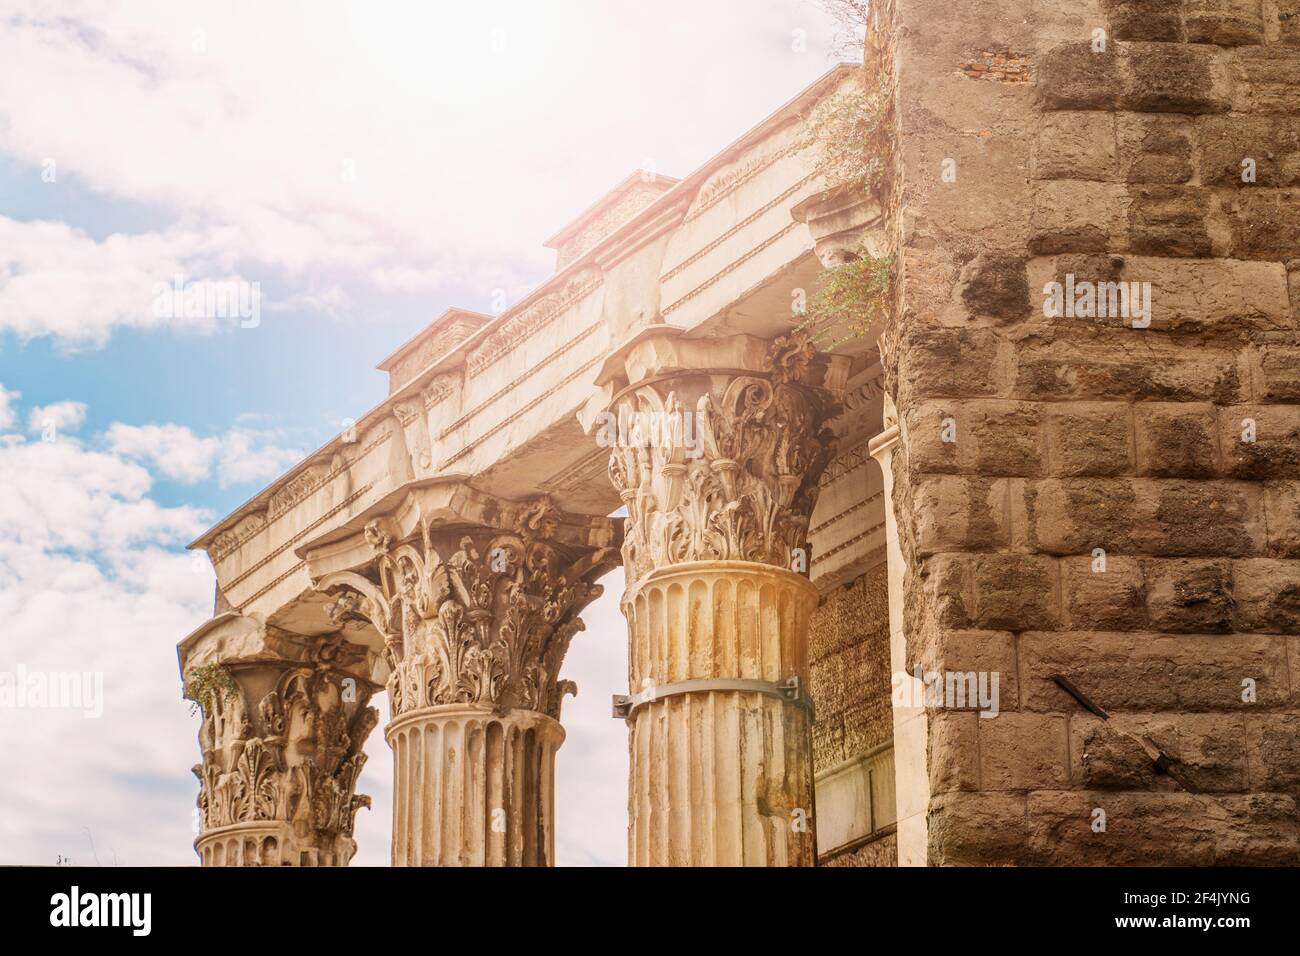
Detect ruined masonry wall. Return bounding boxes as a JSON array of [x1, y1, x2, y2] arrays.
[[878, 0, 1300, 864]]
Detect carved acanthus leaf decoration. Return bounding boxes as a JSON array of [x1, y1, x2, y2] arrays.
[[606, 334, 839, 583], [191, 663, 377, 852], [316, 498, 610, 719]]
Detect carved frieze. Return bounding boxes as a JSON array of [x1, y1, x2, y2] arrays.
[[388, 318, 480, 393], [209, 511, 268, 562], [267, 464, 332, 521], [466, 267, 602, 377]]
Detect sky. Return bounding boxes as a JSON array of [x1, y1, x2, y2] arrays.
[[0, 0, 855, 866]]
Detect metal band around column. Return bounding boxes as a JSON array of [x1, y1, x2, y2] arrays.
[[612, 676, 813, 720]]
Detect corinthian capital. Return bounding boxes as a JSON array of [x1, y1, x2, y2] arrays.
[[181, 621, 380, 867], [313, 488, 618, 720], [598, 330, 846, 584]]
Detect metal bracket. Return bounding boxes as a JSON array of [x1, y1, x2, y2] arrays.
[[612, 676, 813, 720]]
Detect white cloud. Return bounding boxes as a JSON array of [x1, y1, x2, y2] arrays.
[[105, 423, 219, 483], [0, 420, 214, 865], [27, 400, 87, 436], [106, 422, 301, 487], [0, 0, 844, 346], [0, 216, 262, 346], [211, 428, 302, 488], [0, 383, 18, 430]]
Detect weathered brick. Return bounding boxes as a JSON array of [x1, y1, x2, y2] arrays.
[[1264, 481, 1300, 557], [1118, 114, 1193, 184], [912, 476, 1011, 556], [1061, 554, 1147, 630], [1127, 185, 1213, 258], [1134, 402, 1221, 478], [957, 254, 1030, 320], [928, 711, 980, 794], [1231, 47, 1300, 115], [1200, 116, 1300, 188], [1043, 402, 1132, 476], [895, 327, 1002, 408], [928, 791, 1030, 866], [1031, 112, 1117, 181], [1142, 558, 1235, 632], [1184, 0, 1266, 45], [1036, 43, 1124, 111], [1026, 478, 1263, 557], [917, 629, 1021, 711], [1148, 479, 1264, 556], [1136, 256, 1293, 334], [918, 553, 1060, 631], [1291, 260, 1300, 322], [1102, 0, 1186, 41], [967, 554, 1061, 630], [1232, 558, 1300, 632], [1122, 42, 1232, 114], [1220, 404, 1300, 479], [1280, 0, 1300, 46], [1075, 716, 1162, 789], [1019, 631, 1289, 712], [1255, 343, 1300, 402], [904, 400, 1044, 478], [1245, 714, 1300, 790], [1011, 330, 1244, 403], [1028, 791, 1297, 865], [1231, 190, 1300, 259], [1025, 477, 1141, 554], [915, 554, 972, 631], [1029, 181, 1124, 254], [979, 713, 1070, 790], [1072, 712, 1249, 792], [1033, 254, 1289, 334]]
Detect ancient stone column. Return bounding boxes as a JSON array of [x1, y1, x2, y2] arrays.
[[598, 329, 846, 866], [317, 494, 616, 866], [183, 626, 380, 866]]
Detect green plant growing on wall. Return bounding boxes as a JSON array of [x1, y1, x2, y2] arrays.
[[802, 74, 891, 193], [183, 662, 238, 717], [807, 246, 894, 340], [798, 64, 896, 345]]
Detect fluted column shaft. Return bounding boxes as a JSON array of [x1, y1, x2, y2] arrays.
[[597, 329, 846, 867], [624, 562, 819, 865], [387, 704, 563, 866], [314, 491, 618, 867]]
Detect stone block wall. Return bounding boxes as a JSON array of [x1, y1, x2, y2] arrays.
[[810, 563, 896, 864], [811, 564, 894, 769], [874, 0, 1300, 864]]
